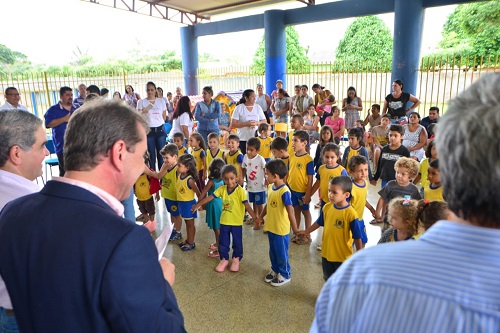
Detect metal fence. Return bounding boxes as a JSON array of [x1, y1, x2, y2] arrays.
[[1, 55, 498, 121]]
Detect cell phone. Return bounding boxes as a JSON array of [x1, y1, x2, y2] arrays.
[[144, 103, 153, 111]]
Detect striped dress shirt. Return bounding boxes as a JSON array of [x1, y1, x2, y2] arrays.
[[311, 221, 500, 333]]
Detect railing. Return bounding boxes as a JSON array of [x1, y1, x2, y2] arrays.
[[1, 55, 498, 121]]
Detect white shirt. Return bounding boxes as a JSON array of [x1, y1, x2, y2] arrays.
[[0, 170, 40, 309], [169, 112, 194, 140], [242, 154, 266, 193], [137, 98, 166, 128], [0, 101, 29, 112], [231, 104, 266, 141]]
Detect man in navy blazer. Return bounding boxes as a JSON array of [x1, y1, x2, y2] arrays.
[[0, 100, 186, 332]]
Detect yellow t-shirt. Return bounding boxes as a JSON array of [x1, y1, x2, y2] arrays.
[[161, 164, 177, 200], [316, 164, 348, 203], [318, 203, 360, 262], [264, 184, 292, 236], [176, 174, 195, 202], [287, 131, 295, 156], [288, 153, 314, 193], [213, 185, 248, 226], [206, 148, 224, 168], [418, 158, 430, 188], [225, 150, 244, 175], [191, 147, 206, 171], [351, 180, 368, 220], [424, 184, 444, 202], [258, 136, 273, 160], [178, 146, 188, 155], [135, 174, 152, 201]]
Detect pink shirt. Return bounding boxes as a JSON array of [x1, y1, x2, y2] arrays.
[[325, 116, 345, 138]]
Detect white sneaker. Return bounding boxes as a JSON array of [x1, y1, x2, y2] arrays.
[[265, 270, 276, 283], [270, 273, 291, 287]]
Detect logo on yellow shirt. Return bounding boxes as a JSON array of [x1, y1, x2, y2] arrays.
[[179, 187, 186, 195], [270, 199, 278, 208], [223, 200, 233, 212], [335, 219, 344, 228], [162, 179, 172, 189], [296, 163, 303, 169]]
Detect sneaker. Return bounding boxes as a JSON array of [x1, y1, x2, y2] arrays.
[[215, 259, 229, 272], [169, 230, 182, 241], [230, 257, 240, 272], [270, 273, 291, 287], [181, 242, 196, 251], [265, 270, 276, 283]]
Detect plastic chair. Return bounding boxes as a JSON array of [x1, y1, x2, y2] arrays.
[[44, 139, 59, 179], [274, 123, 288, 133]]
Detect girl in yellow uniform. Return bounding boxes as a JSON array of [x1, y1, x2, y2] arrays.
[[257, 123, 273, 162], [189, 133, 207, 192]]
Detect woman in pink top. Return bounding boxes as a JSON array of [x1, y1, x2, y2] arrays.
[[324, 106, 345, 144]]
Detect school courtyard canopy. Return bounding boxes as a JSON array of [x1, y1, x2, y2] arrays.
[[86, 0, 486, 96]]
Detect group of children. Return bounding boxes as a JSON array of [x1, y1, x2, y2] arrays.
[[132, 105, 450, 284]]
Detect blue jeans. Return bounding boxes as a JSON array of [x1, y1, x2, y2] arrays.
[[147, 126, 166, 171], [121, 187, 135, 222], [198, 129, 218, 147], [0, 307, 19, 333]]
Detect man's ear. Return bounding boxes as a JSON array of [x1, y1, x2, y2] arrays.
[[109, 140, 126, 170], [8, 145, 22, 166]]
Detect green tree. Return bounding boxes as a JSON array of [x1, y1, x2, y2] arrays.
[[251, 26, 310, 74], [334, 16, 393, 72], [0, 44, 27, 65], [423, 0, 500, 69]]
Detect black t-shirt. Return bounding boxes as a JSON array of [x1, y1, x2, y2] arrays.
[[385, 92, 410, 118], [373, 144, 410, 181]]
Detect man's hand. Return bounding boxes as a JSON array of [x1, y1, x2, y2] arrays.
[[159, 258, 176, 286]]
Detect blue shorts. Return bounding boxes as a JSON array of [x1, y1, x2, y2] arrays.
[[358, 219, 368, 244], [290, 189, 309, 210], [264, 158, 271, 163], [164, 198, 180, 217], [178, 199, 197, 219], [248, 191, 266, 205]]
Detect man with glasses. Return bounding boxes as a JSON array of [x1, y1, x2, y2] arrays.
[[0, 87, 29, 112]]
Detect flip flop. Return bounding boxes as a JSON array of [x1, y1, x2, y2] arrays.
[[208, 250, 219, 258], [369, 219, 382, 225]]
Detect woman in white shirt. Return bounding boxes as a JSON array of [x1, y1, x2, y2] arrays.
[[230, 89, 267, 154], [169, 95, 194, 143], [137, 81, 167, 170]]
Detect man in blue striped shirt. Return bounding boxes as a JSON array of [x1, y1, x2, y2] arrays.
[[311, 73, 500, 333]]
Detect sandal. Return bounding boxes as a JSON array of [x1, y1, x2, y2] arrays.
[[178, 240, 188, 247], [208, 243, 217, 250], [181, 242, 196, 251], [208, 250, 219, 258], [293, 236, 308, 245], [369, 219, 383, 225]]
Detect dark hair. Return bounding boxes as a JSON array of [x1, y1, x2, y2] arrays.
[[203, 86, 213, 96], [291, 114, 304, 125], [228, 134, 240, 143], [321, 143, 342, 164], [221, 164, 238, 177], [270, 137, 287, 151], [167, 92, 172, 97], [429, 106, 440, 113], [330, 175, 353, 194], [5, 87, 17, 95], [160, 143, 178, 157], [382, 114, 392, 120], [85, 93, 99, 102], [125, 85, 134, 93], [424, 139, 436, 159], [173, 96, 194, 120], [113, 91, 121, 99], [238, 89, 254, 105], [348, 127, 362, 140], [301, 84, 308, 90], [389, 124, 405, 135], [146, 81, 156, 90], [173, 132, 184, 140], [418, 200, 449, 230], [408, 111, 421, 120], [143, 151, 152, 167], [157, 87, 164, 95], [247, 137, 261, 150], [319, 125, 335, 146], [258, 123, 269, 133], [64, 100, 148, 171], [312, 84, 325, 90], [100, 88, 109, 96], [60, 86, 72, 97], [178, 154, 198, 180], [372, 104, 380, 111], [265, 159, 287, 179], [346, 86, 357, 104], [208, 132, 220, 141], [278, 88, 290, 98], [190, 133, 206, 151], [348, 155, 368, 172], [86, 85, 100, 95], [428, 123, 437, 136], [429, 159, 439, 169], [209, 158, 225, 180], [292, 129, 309, 143], [393, 80, 404, 89]]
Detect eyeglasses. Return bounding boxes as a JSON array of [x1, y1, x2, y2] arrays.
[[6, 93, 20, 96]]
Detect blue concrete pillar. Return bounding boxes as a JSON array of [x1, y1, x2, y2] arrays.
[[264, 10, 286, 92], [392, 0, 424, 96], [180, 25, 199, 96]]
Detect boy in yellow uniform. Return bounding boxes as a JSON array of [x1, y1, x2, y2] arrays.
[[158, 144, 182, 240], [270, 137, 290, 168], [173, 132, 188, 155], [192, 165, 260, 273], [288, 130, 314, 244], [287, 114, 305, 156], [257, 123, 273, 162], [348, 155, 376, 248], [300, 176, 363, 280], [134, 154, 160, 223], [224, 134, 244, 185], [206, 132, 225, 168], [258, 159, 299, 287], [424, 159, 444, 201]]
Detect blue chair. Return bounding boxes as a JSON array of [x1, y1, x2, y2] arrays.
[[44, 139, 59, 179]]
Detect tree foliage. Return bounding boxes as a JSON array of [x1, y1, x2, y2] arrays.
[[334, 16, 393, 71], [0, 44, 27, 65], [251, 26, 311, 74], [422, 0, 500, 69]]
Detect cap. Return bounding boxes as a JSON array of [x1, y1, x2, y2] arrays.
[[276, 79, 283, 84], [257, 83, 263, 87]]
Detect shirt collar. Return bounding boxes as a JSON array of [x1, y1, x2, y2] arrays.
[[53, 177, 124, 216]]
